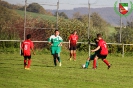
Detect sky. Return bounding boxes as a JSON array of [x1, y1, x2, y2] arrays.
[[3, 0, 133, 10]]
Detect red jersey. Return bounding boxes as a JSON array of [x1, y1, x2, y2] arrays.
[[69, 34, 78, 46], [98, 39, 108, 55], [21, 40, 34, 56]]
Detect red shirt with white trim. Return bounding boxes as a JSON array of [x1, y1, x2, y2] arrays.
[[98, 39, 108, 55], [21, 40, 33, 56], [69, 34, 78, 46]]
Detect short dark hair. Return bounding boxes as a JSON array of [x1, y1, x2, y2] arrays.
[[73, 30, 77, 34], [97, 33, 102, 38], [94, 38, 98, 42], [54, 29, 59, 33], [27, 34, 31, 39]]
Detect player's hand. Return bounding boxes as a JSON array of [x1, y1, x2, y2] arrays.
[[68, 45, 70, 49], [58, 43, 62, 46], [33, 52, 36, 55], [21, 50, 23, 56]]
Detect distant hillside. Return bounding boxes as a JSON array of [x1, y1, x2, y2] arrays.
[[49, 7, 133, 26]]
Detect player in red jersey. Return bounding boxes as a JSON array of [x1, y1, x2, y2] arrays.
[[68, 30, 78, 61], [21, 34, 35, 70], [91, 33, 111, 69]]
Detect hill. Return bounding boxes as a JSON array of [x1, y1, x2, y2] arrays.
[[16, 10, 56, 22], [49, 7, 133, 26]]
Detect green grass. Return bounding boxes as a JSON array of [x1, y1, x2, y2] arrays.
[[0, 50, 133, 88], [16, 10, 57, 22]]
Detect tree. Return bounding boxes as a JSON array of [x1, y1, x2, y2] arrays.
[[0, 1, 22, 9], [27, 3, 46, 14], [72, 12, 82, 19], [59, 12, 68, 19], [54, 11, 68, 19]]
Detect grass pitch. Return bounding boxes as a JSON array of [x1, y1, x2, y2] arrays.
[[0, 51, 133, 88]]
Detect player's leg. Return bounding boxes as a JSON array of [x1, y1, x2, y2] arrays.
[[69, 50, 73, 61], [101, 55, 111, 69], [53, 54, 57, 66], [73, 46, 77, 61], [27, 56, 31, 69], [51, 47, 57, 66], [93, 56, 98, 69], [24, 56, 27, 69], [56, 47, 61, 66], [85, 54, 95, 68], [85, 57, 90, 68], [73, 50, 76, 61]]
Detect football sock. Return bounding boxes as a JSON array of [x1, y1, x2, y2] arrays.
[[103, 59, 110, 66], [53, 55, 57, 66], [27, 59, 31, 68], [93, 59, 97, 68], [85, 60, 89, 68], [96, 60, 98, 67], [24, 59, 27, 68], [70, 53, 72, 58], [57, 56, 61, 62], [73, 53, 76, 60]]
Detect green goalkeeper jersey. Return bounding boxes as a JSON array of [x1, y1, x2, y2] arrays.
[[48, 35, 63, 47]]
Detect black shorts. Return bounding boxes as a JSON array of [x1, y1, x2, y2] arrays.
[[97, 54, 107, 59], [69, 45, 77, 50], [24, 55, 31, 60]]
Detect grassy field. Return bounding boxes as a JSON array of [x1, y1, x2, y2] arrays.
[[16, 10, 57, 22], [0, 50, 133, 88]]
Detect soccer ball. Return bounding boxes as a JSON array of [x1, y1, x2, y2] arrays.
[[82, 64, 86, 68]]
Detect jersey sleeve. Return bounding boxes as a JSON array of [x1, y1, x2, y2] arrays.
[[68, 35, 71, 40], [48, 35, 52, 42], [59, 36, 63, 42], [77, 35, 78, 40], [98, 41, 102, 47]]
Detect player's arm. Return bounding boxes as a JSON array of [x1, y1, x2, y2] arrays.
[[76, 36, 78, 44], [68, 35, 71, 48], [31, 48, 35, 55], [58, 37, 63, 46], [21, 42, 24, 56], [91, 46, 100, 52], [48, 42, 53, 46], [31, 42, 35, 55], [48, 37, 53, 46], [68, 40, 70, 48]]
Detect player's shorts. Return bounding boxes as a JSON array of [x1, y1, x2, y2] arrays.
[[51, 46, 61, 55], [69, 45, 77, 50], [90, 53, 97, 60], [97, 54, 107, 59], [24, 55, 31, 59]]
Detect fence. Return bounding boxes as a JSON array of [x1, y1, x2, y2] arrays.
[[0, 40, 133, 57]]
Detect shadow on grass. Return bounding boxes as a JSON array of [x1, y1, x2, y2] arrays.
[[32, 64, 55, 68], [0, 66, 11, 68]]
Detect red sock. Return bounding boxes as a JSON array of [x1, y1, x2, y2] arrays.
[[73, 53, 76, 60], [27, 59, 31, 68], [103, 59, 110, 66], [24, 60, 27, 68], [93, 59, 97, 68]]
